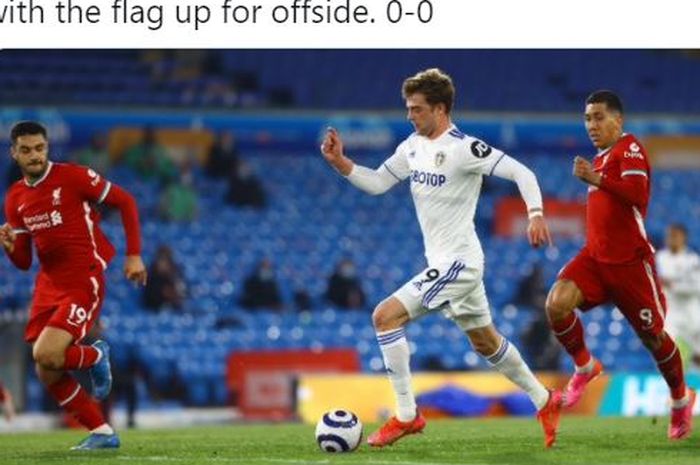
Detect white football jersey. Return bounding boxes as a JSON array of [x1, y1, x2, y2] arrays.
[[656, 247, 700, 343], [382, 125, 506, 266]]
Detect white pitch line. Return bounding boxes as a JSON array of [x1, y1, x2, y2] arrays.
[[117, 456, 490, 465]]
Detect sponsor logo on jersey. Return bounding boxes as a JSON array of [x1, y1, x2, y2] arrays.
[[52, 187, 62, 206], [411, 170, 446, 187], [87, 169, 101, 186], [23, 210, 63, 231], [408, 150, 416, 158], [434, 151, 446, 167], [470, 140, 492, 158], [624, 151, 644, 159], [50, 210, 63, 226], [630, 142, 640, 152]]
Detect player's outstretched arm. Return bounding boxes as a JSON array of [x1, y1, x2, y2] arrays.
[[491, 156, 552, 248], [320, 127, 402, 196]]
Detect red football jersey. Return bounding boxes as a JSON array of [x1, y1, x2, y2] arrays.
[[4, 162, 116, 283], [585, 133, 655, 264]]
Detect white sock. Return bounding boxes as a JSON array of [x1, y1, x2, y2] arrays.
[[575, 358, 594, 374], [486, 338, 550, 410], [671, 390, 690, 409], [90, 423, 114, 435], [377, 327, 416, 422]]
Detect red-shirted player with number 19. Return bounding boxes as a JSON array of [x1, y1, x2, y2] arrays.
[[545, 91, 695, 440], [0, 121, 147, 450]]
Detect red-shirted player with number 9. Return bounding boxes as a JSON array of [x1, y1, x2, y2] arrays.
[[0, 121, 147, 450], [545, 91, 695, 440]]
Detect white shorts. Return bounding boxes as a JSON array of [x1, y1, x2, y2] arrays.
[[393, 259, 492, 331]]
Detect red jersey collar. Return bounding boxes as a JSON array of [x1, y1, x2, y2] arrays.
[[23, 161, 54, 188], [595, 133, 629, 158]]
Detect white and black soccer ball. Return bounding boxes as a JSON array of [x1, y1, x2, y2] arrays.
[[315, 409, 363, 453]]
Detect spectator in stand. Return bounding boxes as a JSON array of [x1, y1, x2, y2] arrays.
[[521, 312, 562, 370], [239, 259, 283, 311], [123, 127, 177, 184], [143, 245, 187, 311], [72, 133, 111, 175], [206, 131, 239, 179], [514, 264, 548, 309], [159, 162, 198, 222], [225, 160, 267, 208], [325, 258, 367, 309]]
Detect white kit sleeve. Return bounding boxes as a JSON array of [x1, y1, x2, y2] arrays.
[[345, 164, 402, 195], [491, 155, 544, 217], [344, 141, 410, 195]]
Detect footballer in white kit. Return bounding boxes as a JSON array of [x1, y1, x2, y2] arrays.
[[384, 125, 516, 331], [321, 69, 563, 449], [656, 224, 700, 368]]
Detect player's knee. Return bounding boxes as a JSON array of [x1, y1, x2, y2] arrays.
[[545, 287, 576, 322], [372, 302, 404, 332], [372, 305, 392, 332], [32, 345, 64, 371]]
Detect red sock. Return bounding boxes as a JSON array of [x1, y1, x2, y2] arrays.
[[46, 374, 106, 430], [550, 312, 591, 367], [63, 345, 100, 370], [653, 334, 686, 400]]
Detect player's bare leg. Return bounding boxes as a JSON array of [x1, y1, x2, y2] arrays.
[[367, 297, 426, 447], [33, 327, 118, 449], [638, 331, 695, 440], [466, 324, 562, 448], [546, 280, 603, 408]]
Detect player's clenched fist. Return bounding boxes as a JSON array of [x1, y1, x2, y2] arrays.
[[0, 223, 16, 253], [573, 156, 601, 186], [320, 127, 343, 160], [320, 127, 353, 175], [124, 255, 148, 286]]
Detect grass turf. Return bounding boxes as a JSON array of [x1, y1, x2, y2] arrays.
[[0, 416, 697, 465]]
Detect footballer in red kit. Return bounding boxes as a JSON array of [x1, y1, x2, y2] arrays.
[[545, 91, 695, 440], [0, 121, 147, 450]]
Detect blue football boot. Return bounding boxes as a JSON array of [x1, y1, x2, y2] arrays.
[[70, 433, 120, 450], [89, 340, 112, 401]]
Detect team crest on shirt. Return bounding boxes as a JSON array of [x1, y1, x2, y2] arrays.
[[52, 187, 62, 206], [434, 151, 446, 167]]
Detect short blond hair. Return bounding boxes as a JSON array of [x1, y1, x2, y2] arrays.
[[402, 68, 455, 114]]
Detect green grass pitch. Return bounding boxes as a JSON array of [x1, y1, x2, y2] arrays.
[[0, 417, 697, 465]]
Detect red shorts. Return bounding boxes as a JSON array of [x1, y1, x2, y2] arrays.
[[25, 272, 106, 343], [558, 249, 667, 337]]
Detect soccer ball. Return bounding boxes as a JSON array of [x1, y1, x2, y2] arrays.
[[315, 409, 363, 453]]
